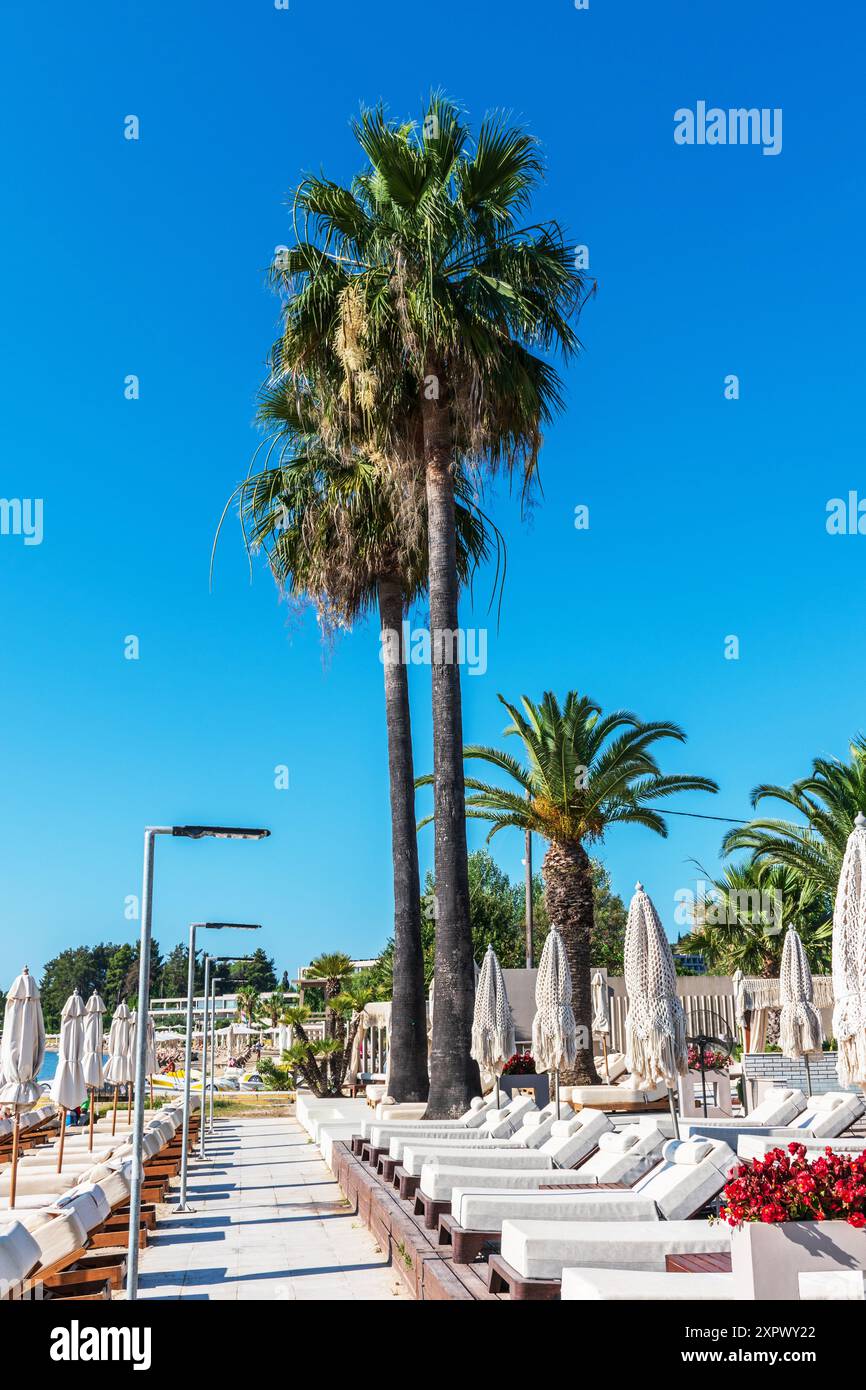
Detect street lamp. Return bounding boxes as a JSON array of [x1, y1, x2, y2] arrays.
[[178, 927, 261, 1209], [127, 824, 268, 1302]]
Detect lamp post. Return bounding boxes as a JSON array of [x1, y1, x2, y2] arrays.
[[126, 825, 268, 1302], [177, 928, 260, 1211]]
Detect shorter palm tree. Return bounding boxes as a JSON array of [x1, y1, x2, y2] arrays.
[[420, 691, 717, 1083], [235, 987, 260, 1027], [678, 862, 832, 977], [723, 738, 866, 914]]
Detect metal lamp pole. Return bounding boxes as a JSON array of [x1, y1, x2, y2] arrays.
[[177, 930, 260, 1212], [199, 954, 211, 1158], [125, 825, 269, 1302]]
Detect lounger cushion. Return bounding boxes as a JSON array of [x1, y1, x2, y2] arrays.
[[451, 1187, 660, 1230], [51, 1183, 111, 1231], [738, 1134, 866, 1162], [561, 1266, 735, 1300], [404, 1144, 553, 1178], [499, 1218, 732, 1279], [631, 1137, 736, 1221], [10, 1207, 88, 1269], [419, 1164, 587, 1201], [0, 1220, 41, 1285], [665, 1138, 714, 1164], [565, 1082, 668, 1107], [538, 1109, 613, 1167], [597, 1130, 640, 1154]]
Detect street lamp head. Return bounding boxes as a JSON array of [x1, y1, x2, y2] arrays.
[[173, 826, 270, 841], [194, 923, 263, 932]]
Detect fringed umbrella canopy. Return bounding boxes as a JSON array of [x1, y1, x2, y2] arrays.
[[779, 927, 824, 1059], [82, 992, 105, 1090], [471, 945, 515, 1074], [51, 991, 87, 1110], [0, 968, 46, 1107], [104, 1002, 133, 1086], [624, 883, 687, 1088], [591, 971, 610, 1038], [832, 812, 866, 1086], [531, 927, 577, 1073], [130, 1011, 157, 1077]]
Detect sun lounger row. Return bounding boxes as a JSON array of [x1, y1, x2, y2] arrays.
[[0, 1098, 199, 1299]]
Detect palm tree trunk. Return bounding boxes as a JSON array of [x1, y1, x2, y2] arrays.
[[542, 840, 600, 1085], [378, 577, 429, 1103], [421, 360, 479, 1117]]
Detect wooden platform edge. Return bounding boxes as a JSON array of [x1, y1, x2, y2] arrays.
[[332, 1141, 496, 1302]]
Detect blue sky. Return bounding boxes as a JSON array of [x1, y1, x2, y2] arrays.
[[1, 0, 864, 987]]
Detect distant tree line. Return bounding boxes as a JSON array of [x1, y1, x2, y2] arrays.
[[36, 942, 278, 1032]]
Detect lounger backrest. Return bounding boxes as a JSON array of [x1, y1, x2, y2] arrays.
[[634, 1136, 737, 1220], [0, 1219, 41, 1285], [479, 1096, 537, 1137], [50, 1182, 111, 1233], [801, 1091, 865, 1137], [539, 1108, 613, 1167], [505, 1102, 561, 1148], [594, 1052, 628, 1083], [457, 1095, 493, 1124], [748, 1087, 805, 1125]]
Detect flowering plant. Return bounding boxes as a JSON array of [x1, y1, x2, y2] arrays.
[[721, 1143, 866, 1228], [502, 1051, 536, 1075], [687, 1042, 729, 1073]]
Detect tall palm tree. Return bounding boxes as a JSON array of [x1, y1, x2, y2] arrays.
[[222, 384, 498, 1103], [722, 739, 866, 909], [421, 691, 717, 1083], [271, 96, 590, 1114]]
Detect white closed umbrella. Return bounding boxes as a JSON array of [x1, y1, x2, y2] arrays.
[[131, 1010, 157, 1107], [471, 945, 516, 1107], [624, 882, 686, 1138], [832, 811, 866, 1087], [0, 967, 47, 1207], [51, 990, 86, 1171], [104, 1001, 132, 1135], [82, 991, 105, 1150], [531, 926, 577, 1118], [779, 926, 823, 1097], [591, 970, 611, 1079]]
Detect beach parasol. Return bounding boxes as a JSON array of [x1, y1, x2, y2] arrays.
[[623, 882, 687, 1138], [0, 967, 47, 1207], [832, 812, 866, 1087], [104, 1001, 132, 1135], [50, 990, 86, 1171], [779, 926, 824, 1097], [531, 926, 577, 1118], [81, 991, 105, 1150], [471, 945, 516, 1107], [131, 1009, 157, 1107], [591, 970, 611, 1079]]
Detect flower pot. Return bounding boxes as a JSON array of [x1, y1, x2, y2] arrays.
[[498, 1072, 550, 1108], [731, 1219, 866, 1300]]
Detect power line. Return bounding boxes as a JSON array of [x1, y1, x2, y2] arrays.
[[662, 809, 749, 825]]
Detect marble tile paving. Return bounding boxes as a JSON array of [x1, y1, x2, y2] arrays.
[[136, 1115, 409, 1301]]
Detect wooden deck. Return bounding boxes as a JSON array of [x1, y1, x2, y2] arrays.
[[331, 1141, 502, 1301]]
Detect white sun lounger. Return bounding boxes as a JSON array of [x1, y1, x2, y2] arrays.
[[406, 1108, 614, 1183], [562, 1080, 669, 1110], [685, 1090, 865, 1152], [491, 1218, 732, 1295], [561, 1266, 736, 1300], [385, 1101, 562, 1166], [738, 1132, 866, 1162], [364, 1095, 538, 1160], [0, 1220, 41, 1292], [356, 1091, 505, 1144]]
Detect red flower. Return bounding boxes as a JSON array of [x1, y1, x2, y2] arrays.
[[847, 1212, 866, 1229]]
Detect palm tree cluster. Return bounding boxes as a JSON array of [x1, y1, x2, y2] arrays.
[[677, 740, 866, 976], [221, 95, 592, 1115]]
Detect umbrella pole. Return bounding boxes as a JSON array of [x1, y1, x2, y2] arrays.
[[127, 1082, 132, 1123], [601, 1037, 610, 1082], [88, 1090, 95, 1150], [495, 1074, 500, 1109], [9, 1111, 20, 1208], [667, 1086, 680, 1140], [555, 1070, 560, 1121], [804, 1053, 812, 1098], [57, 1107, 67, 1172], [111, 1085, 119, 1135]]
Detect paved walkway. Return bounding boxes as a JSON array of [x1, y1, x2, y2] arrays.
[[137, 1115, 408, 1300]]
